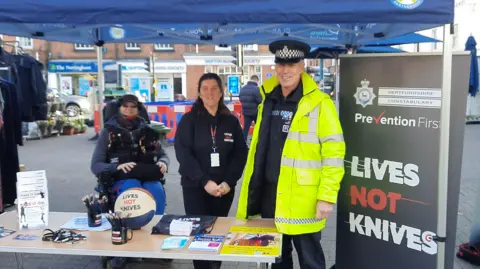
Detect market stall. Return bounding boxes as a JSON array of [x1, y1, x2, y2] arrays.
[[0, 1, 458, 269]]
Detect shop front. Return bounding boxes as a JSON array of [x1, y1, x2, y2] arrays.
[[118, 60, 186, 102], [184, 53, 275, 99], [47, 60, 116, 96]]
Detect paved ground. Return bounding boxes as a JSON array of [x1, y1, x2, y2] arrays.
[[0, 125, 479, 269]]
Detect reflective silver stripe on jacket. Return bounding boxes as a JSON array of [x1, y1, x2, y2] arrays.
[[320, 134, 344, 143], [285, 105, 320, 144], [308, 105, 319, 134], [322, 158, 344, 167], [287, 131, 318, 144], [281, 157, 323, 169], [275, 217, 323, 225]]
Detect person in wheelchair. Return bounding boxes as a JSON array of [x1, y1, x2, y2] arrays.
[[90, 94, 169, 216]]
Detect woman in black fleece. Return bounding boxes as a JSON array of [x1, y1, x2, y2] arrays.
[[174, 73, 248, 269]]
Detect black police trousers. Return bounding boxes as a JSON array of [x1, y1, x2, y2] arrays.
[[182, 186, 235, 269], [262, 183, 326, 269]]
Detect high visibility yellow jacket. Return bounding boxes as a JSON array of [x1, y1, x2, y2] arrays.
[[236, 72, 346, 235]]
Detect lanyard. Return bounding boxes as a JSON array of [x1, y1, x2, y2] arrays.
[[210, 125, 217, 152]]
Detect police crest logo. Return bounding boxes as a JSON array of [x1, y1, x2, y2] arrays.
[[353, 79, 376, 108], [390, 0, 424, 9]]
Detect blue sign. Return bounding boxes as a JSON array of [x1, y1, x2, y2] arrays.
[[266, 73, 272, 78], [130, 78, 140, 91], [139, 89, 150, 101], [48, 61, 116, 73], [156, 79, 172, 100], [228, 76, 240, 96], [130, 77, 151, 102], [78, 77, 91, 96]]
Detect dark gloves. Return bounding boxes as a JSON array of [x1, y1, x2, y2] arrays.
[[114, 163, 164, 183]]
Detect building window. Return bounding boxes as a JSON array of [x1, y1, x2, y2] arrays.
[[432, 29, 438, 50], [17, 37, 33, 49], [125, 43, 141, 50], [154, 44, 173, 51], [215, 44, 258, 51], [215, 65, 241, 88], [205, 66, 214, 73], [217, 65, 240, 75], [452, 24, 459, 49], [243, 44, 258, 51], [215, 45, 231, 51], [243, 65, 262, 85], [74, 43, 94, 50]]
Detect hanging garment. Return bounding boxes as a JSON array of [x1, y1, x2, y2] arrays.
[[0, 79, 22, 206], [0, 48, 21, 107], [14, 54, 47, 122]]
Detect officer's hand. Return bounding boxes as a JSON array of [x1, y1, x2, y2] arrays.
[[156, 161, 167, 174], [205, 180, 221, 197], [117, 162, 136, 173], [316, 200, 334, 220], [218, 182, 231, 196]]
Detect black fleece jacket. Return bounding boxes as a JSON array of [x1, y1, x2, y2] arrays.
[[174, 108, 248, 188]]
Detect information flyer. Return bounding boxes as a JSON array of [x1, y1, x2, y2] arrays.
[[16, 170, 49, 230], [220, 227, 281, 256]]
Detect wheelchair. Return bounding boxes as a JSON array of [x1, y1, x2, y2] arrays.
[[95, 99, 172, 269], [95, 172, 171, 269]]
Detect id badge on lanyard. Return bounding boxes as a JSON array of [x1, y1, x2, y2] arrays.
[[210, 125, 220, 167]]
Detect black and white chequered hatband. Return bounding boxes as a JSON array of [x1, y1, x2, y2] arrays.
[[275, 45, 305, 59]]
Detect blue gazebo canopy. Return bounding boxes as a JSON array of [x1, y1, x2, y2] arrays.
[[0, 0, 454, 24], [0, 0, 453, 47]]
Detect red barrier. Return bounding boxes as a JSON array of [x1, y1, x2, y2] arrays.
[[94, 103, 253, 138], [233, 102, 254, 135], [93, 104, 101, 134]]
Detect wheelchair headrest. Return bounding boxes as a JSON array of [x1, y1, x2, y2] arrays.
[[103, 98, 151, 124]]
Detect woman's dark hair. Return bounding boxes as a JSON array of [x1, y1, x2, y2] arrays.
[[192, 73, 231, 116]]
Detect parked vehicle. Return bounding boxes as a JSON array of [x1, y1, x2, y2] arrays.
[[47, 89, 92, 117]]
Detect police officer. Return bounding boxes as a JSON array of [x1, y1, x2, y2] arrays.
[[236, 39, 346, 269]]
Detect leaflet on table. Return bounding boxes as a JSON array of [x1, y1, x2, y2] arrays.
[[60, 216, 112, 231], [161, 236, 190, 250], [16, 170, 49, 230], [0, 227, 15, 238], [169, 219, 193, 236], [220, 227, 281, 256], [188, 235, 225, 252]]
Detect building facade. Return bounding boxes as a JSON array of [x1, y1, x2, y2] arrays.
[[0, 35, 287, 99], [394, 0, 479, 53]]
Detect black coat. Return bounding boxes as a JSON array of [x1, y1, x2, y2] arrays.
[[174, 108, 248, 188], [239, 81, 262, 117], [14, 55, 47, 122], [0, 80, 22, 206]]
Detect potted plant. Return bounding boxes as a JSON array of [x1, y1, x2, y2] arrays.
[[54, 117, 65, 133], [73, 123, 81, 134], [37, 121, 49, 137], [62, 122, 75, 135], [46, 119, 55, 137], [77, 119, 87, 134]]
